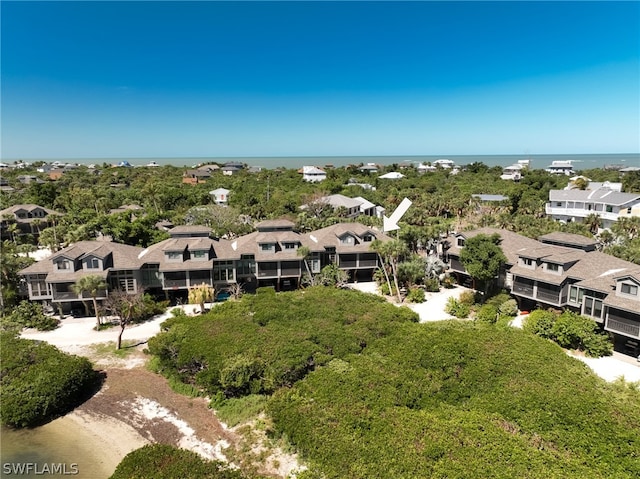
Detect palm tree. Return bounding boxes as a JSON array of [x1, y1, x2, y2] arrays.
[[370, 239, 393, 297], [584, 213, 602, 235], [188, 282, 214, 313], [297, 245, 316, 286], [375, 239, 408, 303], [71, 275, 108, 328]]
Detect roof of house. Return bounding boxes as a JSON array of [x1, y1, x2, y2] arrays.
[[300, 166, 326, 175], [538, 231, 597, 248], [306, 223, 390, 253], [20, 240, 144, 277], [255, 219, 296, 231], [379, 172, 405, 179], [319, 194, 364, 210], [549, 189, 640, 205], [168, 225, 212, 236], [472, 194, 509, 202]]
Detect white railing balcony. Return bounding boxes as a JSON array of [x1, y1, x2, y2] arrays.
[[545, 205, 619, 221]]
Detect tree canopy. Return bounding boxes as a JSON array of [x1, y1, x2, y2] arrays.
[[459, 233, 507, 290]]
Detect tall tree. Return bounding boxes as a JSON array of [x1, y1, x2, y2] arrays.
[[459, 233, 507, 296], [103, 289, 146, 350], [71, 275, 108, 328], [370, 239, 393, 299], [375, 239, 409, 303], [584, 213, 602, 235], [297, 245, 316, 286]]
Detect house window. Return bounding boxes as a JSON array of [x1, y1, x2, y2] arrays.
[[522, 258, 533, 267], [88, 258, 100, 269], [110, 270, 135, 292], [284, 243, 297, 250], [606, 205, 613, 213], [584, 297, 593, 316], [56, 260, 70, 270], [556, 202, 562, 207], [166, 251, 182, 260], [457, 238, 465, 247], [213, 261, 235, 281], [340, 236, 353, 245], [621, 283, 638, 296], [363, 234, 373, 242], [569, 286, 584, 304], [546, 263, 559, 272], [191, 250, 206, 259], [593, 299, 603, 319], [261, 244, 273, 252]]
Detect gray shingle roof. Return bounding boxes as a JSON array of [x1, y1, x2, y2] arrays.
[[549, 189, 640, 205], [538, 231, 597, 248]]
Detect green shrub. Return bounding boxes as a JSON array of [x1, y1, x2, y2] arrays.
[[498, 299, 518, 317], [523, 310, 557, 339], [485, 292, 512, 307], [406, 287, 425, 303], [3, 301, 58, 331], [268, 322, 640, 478], [213, 394, 268, 427], [523, 309, 613, 357], [109, 444, 246, 479], [0, 333, 100, 428], [476, 304, 498, 324], [147, 287, 418, 398], [445, 297, 470, 319], [424, 278, 440, 292], [458, 290, 477, 306]]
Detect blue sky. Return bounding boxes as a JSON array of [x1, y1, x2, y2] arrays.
[[2, 1, 639, 159]]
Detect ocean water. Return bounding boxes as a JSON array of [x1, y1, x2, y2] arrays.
[[10, 153, 640, 170]]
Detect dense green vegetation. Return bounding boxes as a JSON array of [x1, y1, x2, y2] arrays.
[[269, 322, 640, 478], [148, 288, 640, 478], [0, 333, 100, 428], [109, 444, 252, 479], [523, 309, 613, 357], [2, 162, 639, 311], [148, 287, 418, 397], [1, 300, 58, 331]]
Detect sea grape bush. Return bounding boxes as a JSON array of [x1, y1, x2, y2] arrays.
[[268, 322, 640, 478], [0, 333, 99, 428], [109, 444, 251, 479], [147, 287, 418, 398], [2, 300, 58, 331], [523, 309, 613, 357]]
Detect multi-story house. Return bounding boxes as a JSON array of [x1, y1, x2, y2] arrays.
[[445, 228, 640, 357], [545, 187, 640, 230], [0, 204, 62, 239], [20, 221, 390, 312], [302, 194, 384, 219], [19, 240, 145, 314], [300, 166, 327, 182]]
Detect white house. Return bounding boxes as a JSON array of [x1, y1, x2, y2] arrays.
[[378, 172, 405, 180], [302, 194, 385, 219], [433, 159, 455, 169], [417, 163, 437, 174], [545, 160, 575, 176], [546, 186, 640, 230], [300, 166, 327, 182], [210, 188, 230, 205], [500, 163, 525, 181]]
